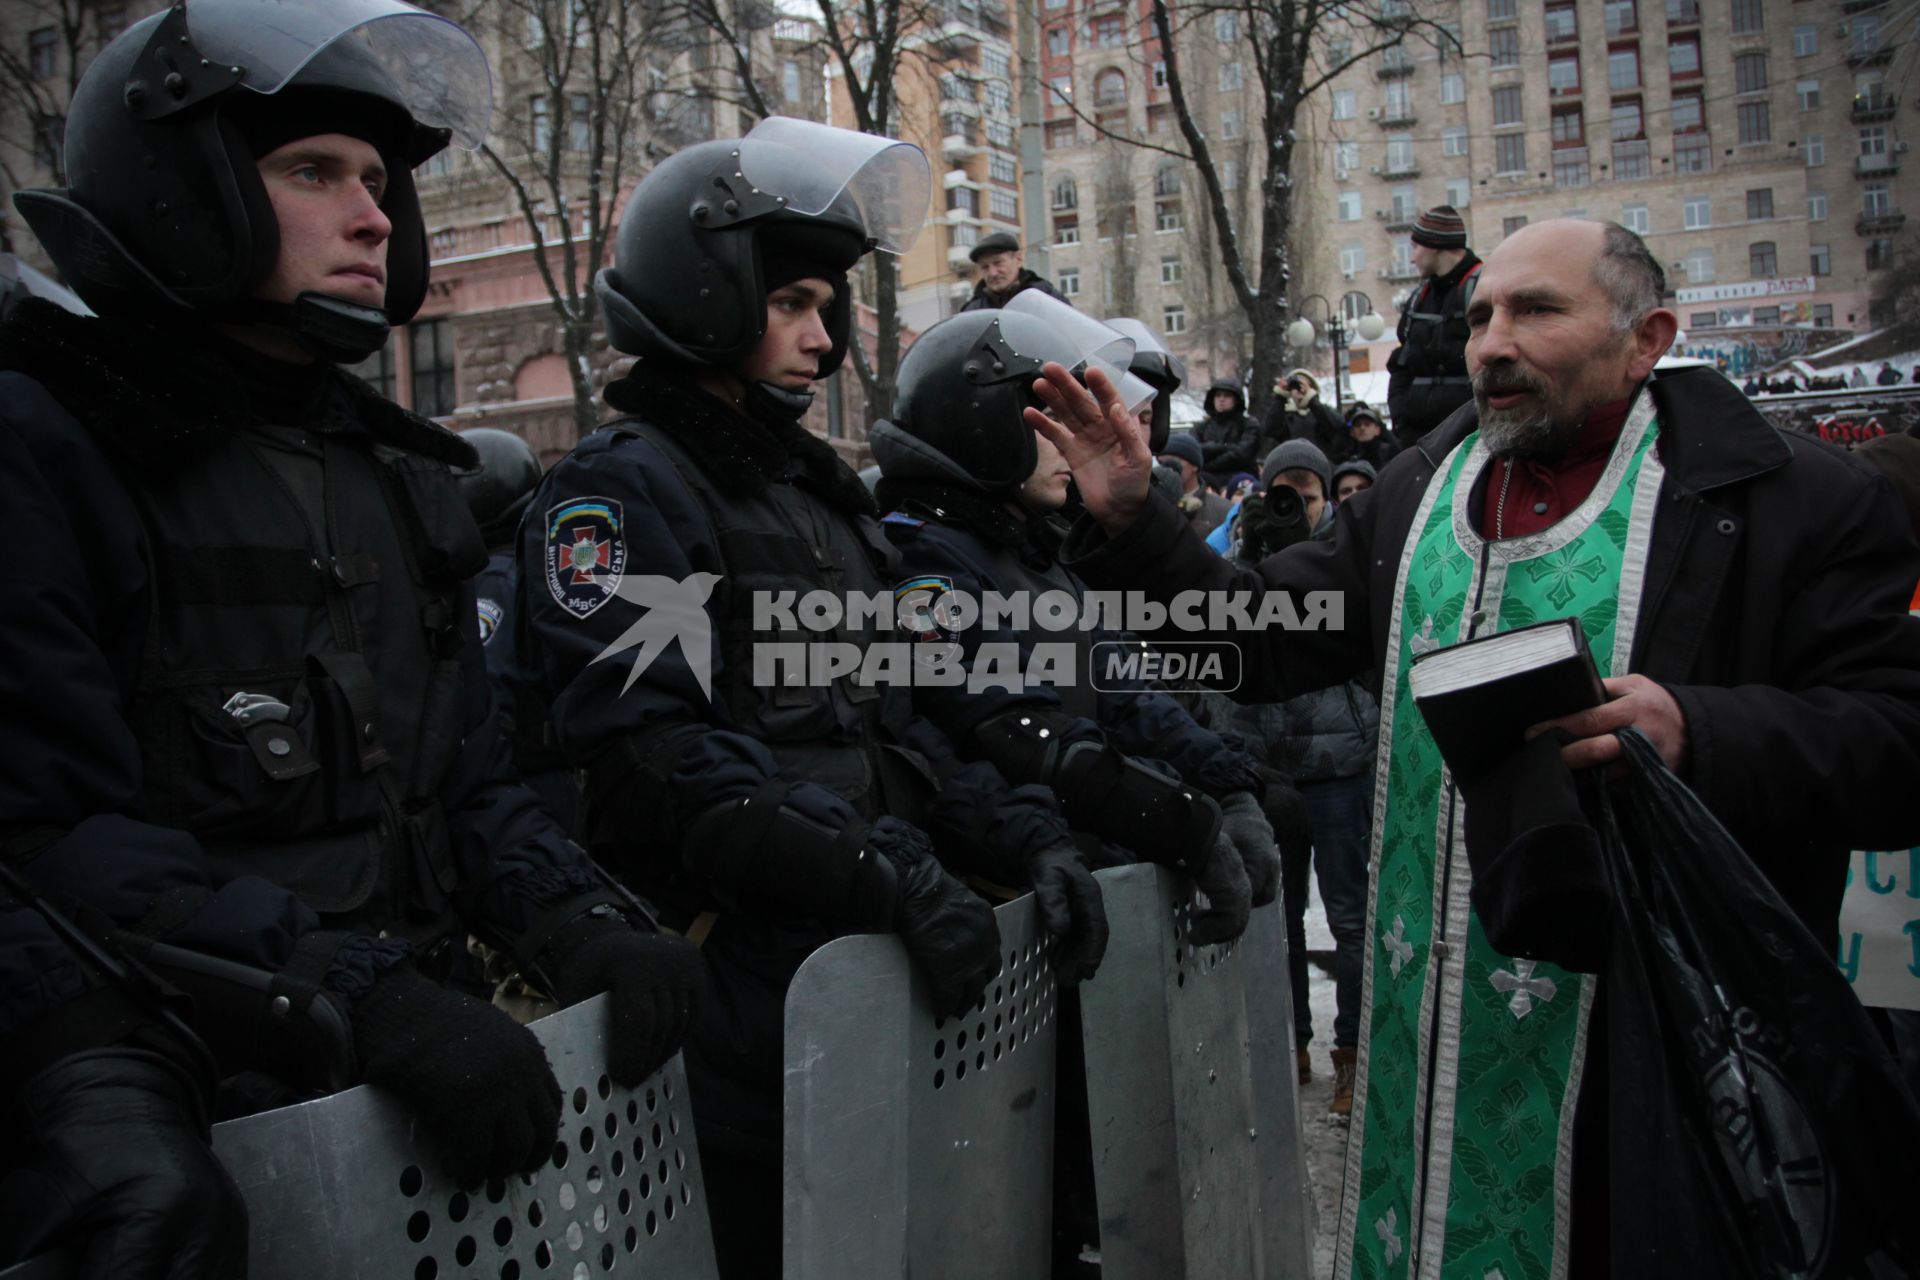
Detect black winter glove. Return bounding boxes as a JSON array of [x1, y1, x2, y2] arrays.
[[871, 816, 1004, 1020], [0, 1048, 247, 1280], [1029, 844, 1109, 983], [542, 914, 706, 1087], [1189, 831, 1254, 947], [1218, 790, 1282, 909], [351, 963, 561, 1186]]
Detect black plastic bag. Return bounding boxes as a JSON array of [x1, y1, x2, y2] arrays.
[[1599, 729, 1920, 1279]]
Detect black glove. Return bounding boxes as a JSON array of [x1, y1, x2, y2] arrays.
[[351, 963, 561, 1185], [1189, 831, 1254, 946], [1029, 844, 1109, 983], [871, 817, 1004, 1020], [0, 1048, 247, 1280], [541, 913, 706, 1087], [1218, 789, 1281, 909]]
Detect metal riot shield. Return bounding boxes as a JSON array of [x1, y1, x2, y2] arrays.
[[783, 893, 1058, 1279], [1076, 863, 1314, 1279], [209, 994, 719, 1279]]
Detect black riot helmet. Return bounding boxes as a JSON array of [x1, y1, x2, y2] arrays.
[[872, 308, 1137, 500], [1105, 316, 1186, 453], [457, 428, 542, 547], [597, 118, 931, 386], [12, 0, 493, 363]]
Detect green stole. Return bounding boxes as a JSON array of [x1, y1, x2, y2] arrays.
[[1336, 391, 1666, 1280]]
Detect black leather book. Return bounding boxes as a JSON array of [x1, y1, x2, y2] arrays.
[[1407, 617, 1608, 785]]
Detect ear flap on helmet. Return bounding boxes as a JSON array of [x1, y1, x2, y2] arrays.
[[380, 164, 429, 324]]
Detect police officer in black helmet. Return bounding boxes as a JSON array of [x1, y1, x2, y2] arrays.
[[0, 3, 703, 1261], [514, 119, 1071, 1277]]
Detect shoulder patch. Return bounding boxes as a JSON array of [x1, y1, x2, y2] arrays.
[[544, 497, 627, 619], [895, 574, 961, 647], [475, 596, 505, 644], [882, 511, 926, 528]]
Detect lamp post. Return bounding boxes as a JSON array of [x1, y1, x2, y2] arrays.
[[1286, 293, 1387, 411]]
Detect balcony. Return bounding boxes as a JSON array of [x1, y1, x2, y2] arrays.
[[1379, 264, 1422, 280], [1858, 210, 1905, 234], [1848, 41, 1893, 68], [1841, 0, 1886, 11], [1376, 53, 1415, 79], [1381, 160, 1421, 178], [1380, 210, 1417, 231], [941, 133, 982, 162], [1853, 91, 1899, 122], [1857, 151, 1902, 177], [1376, 108, 1418, 126], [927, 20, 979, 55]]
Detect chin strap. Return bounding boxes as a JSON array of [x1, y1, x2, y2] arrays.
[[224, 292, 393, 365], [743, 379, 816, 423]]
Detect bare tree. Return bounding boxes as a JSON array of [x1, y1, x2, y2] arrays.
[[1095, 144, 1139, 319], [0, 0, 124, 249]]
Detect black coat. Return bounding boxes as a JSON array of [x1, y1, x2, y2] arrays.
[[959, 269, 1067, 312], [1264, 396, 1345, 458]]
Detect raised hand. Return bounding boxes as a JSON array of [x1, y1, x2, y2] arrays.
[[1026, 362, 1155, 534]]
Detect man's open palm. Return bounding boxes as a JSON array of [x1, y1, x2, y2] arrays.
[[1026, 363, 1155, 533]]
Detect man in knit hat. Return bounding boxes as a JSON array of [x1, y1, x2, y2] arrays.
[[1385, 203, 1481, 448], [960, 231, 1067, 311], [1157, 430, 1232, 537]]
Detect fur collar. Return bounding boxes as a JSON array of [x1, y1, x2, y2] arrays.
[[0, 298, 477, 471], [603, 367, 875, 517]]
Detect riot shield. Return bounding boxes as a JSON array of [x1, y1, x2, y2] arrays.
[[210, 994, 718, 1279], [1077, 863, 1314, 1279], [783, 894, 1058, 1279]]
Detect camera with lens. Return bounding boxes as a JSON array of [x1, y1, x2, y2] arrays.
[[1240, 482, 1312, 559]]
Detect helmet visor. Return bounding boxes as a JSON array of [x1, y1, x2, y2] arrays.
[[736, 117, 932, 254], [183, 0, 493, 149], [1003, 291, 1152, 414]]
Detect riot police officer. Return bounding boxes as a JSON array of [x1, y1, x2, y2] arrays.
[[0, 1, 703, 1245], [512, 118, 1073, 1278]]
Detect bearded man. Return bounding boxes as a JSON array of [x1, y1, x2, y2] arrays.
[[1027, 217, 1920, 1279]]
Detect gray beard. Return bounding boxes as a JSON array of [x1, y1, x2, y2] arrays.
[[1477, 406, 1579, 461]]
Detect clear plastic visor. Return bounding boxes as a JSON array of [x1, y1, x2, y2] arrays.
[[1103, 316, 1175, 361], [182, 0, 493, 149], [735, 116, 932, 254], [1003, 292, 1152, 414]]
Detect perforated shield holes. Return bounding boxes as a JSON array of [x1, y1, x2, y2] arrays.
[[783, 893, 1058, 1279], [207, 996, 720, 1280]]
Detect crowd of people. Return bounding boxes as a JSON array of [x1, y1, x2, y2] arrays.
[[1743, 360, 1918, 396], [3, 6, 1918, 1279]]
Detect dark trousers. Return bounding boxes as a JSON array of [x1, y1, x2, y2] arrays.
[[1297, 773, 1373, 1049]]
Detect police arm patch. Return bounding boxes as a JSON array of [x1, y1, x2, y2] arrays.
[[544, 497, 627, 619]]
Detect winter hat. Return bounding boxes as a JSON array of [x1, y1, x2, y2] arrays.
[[1284, 368, 1320, 398], [1158, 431, 1205, 470], [1227, 470, 1259, 496], [969, 231, 1021, 262], [1346, 401, 1384, 430], [1331, 458, 1378, 492], [1261, 438, 1331, 493], [761, 220, 866, 293], [1410, 204, 1467, 250]]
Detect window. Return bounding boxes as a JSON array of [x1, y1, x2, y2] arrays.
[[1605, 0, 1637, 35], [1392, 240, 1416, 275], [1489, 133, 1520, 173], [1675, 135, 1712, 173], [1810, 243, 1830, 275], [1503, 215, 1529, 238], [531, 95, 551, 150], [1753, 306, 1779, 326], [1046, 120, 1075, 148], [1608, 49, 1639, 93], [990, 153, 1017, 184], [1812, 304, 1833, 327], [1549, 57, 1580, 96], [1868, 238, 1895, 270], [782, 61, 802, 104], [1737, 102, 1771, 145], [1860, 125, 1889, 157], [1338, 191, 1362, 221], [1735, 54, 1768, 95], [1221, 111, 1242, 139], [985, 81, 1012, 114], [1441, 74, 1464, 104], [1552, 108, 1584, 146], [942, 112, 976, 144], [1151, 61, 1167, 90], [1054, 218, 1080, 245], [1667, 0, 1698, 22], [1156, 204, 1182, 232], [1749, 241, 1777, 277], [1222, 160, 1239, 189], [1057, 266, 1080, 296], [1051, 175, 1077, 210], [1671, 90, 1704, 132], [1689, 311, 1719, 328], [1850, 14, 1883, 57], [1387, 135, 1415, 171], [1795, 80, 1821, 113], [1391, 185, 1418, 222], [409, 319, 456, 418], [1804, 133, 1823, 166], [1493, 86, 1523, 127], [348, 338, 396, 401], [1332, 90, 1357, 121], [1684, 196, 1711, 229], [989, 190, 1018, 220], [1154, 164, 1182, 231], [1340, 244, 1367, 275], [1161, 255, 1182, 284], [1050, 75, 1073, 103], [1622, 202, 1650, 233], [1683, 247, 1715, 282], [1094, 15, 1124, 47], [1808, 191, 1828, 221], [1554, 148, 1591, 187], [1446, 177, 1471, 208], [1495, 133, 1526, 173], [984, 48, 1010, 79], [1328, 37, 1353, 68], [1148, 105, 1171, 134], [567, 93, 590, 152], [1611, 100, 1643, 140], [1488, 0, 1516, 19], [1219, 62, 1242, 92], [947, 186, 979, 217], [1729, 0, 1762, 35], [1744, 189, 1773, 221], [1614, 138, 1651, 178], [1334, 141, 1359, 174], [1490, 28, 1520, 68], [1545, 4, 1577, 43], [1385, 80, 1413, 118], [986, 119, 1014, 147], [1442, 126, 1468, 156], [1668, 36, 1700, 79], [1047, 26, 1069, 55], [1215, 12, 1237, 40], [28, 28, 55, 79], [1863, 181, 1893, 218], [1163, 304, 1187, 334], [1094, 68, 1126, 108]]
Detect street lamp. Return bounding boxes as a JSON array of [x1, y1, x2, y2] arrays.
[[1286, 293, 1387, 411]]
